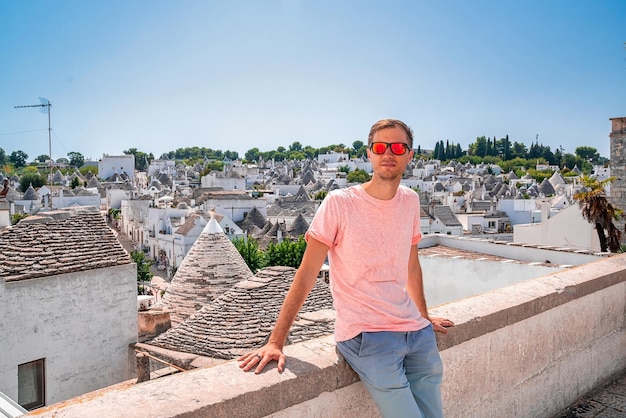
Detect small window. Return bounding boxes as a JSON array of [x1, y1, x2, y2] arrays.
[[18, 359, 45, 410]]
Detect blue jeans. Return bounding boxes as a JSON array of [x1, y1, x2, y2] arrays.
[[336, 325, 444, 418]]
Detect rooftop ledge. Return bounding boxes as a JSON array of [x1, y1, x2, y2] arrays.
[[29, 254, 626, 418]]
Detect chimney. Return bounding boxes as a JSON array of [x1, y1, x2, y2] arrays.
[[0, 199, 10, 228], [541, 201, 550, 223]]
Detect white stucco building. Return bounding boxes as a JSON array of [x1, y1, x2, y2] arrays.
[[98, 154, 135, 182], [0, 207, 137, 411], [513, 202, 601, 251]]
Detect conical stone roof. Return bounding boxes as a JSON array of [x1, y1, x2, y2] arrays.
[[288, 214, 309, 236], [539, 179, 556, 196], [150, 266, 334, 359], [266, 221, 287, 238], [240, 207, 267, 231], [52, 169, 64, 184], [22, 184, 39, 201], [86, 176, 102, 188], [158, 217, 253, 326]]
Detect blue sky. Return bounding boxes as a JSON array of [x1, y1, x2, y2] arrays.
[[1, 1, 624, 163]]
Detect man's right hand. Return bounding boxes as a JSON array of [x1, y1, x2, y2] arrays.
[[237, 343, 286, 374]]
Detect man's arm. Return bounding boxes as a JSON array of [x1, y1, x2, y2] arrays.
[[407, 245, 454, 333], [238, 236, 329, 374]]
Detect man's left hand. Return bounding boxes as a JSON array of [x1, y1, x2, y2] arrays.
[[431, 317, 454, 333]]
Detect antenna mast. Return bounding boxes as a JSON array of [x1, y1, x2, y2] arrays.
[[14, 99, 52, 184]]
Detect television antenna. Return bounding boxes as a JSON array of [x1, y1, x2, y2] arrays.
[[14, 98, 53, 183]]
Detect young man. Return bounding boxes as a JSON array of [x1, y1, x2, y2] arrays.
[[239, 119, 453, 418]]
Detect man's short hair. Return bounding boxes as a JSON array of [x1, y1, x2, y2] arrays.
[[368, 119, 414, 149]]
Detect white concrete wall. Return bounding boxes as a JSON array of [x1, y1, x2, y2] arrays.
[[52, 191, 100, 210], [0, 264, 137, 406], [200, 173, 246, 190], [438, 278, 625, 417], [199, 198, 266, 223], [420, 256, 561, 307], [423, 235, 602, 266], [106, 189, 131, 210], [98, 155, 135, 181], [514, 204, 600, 251]]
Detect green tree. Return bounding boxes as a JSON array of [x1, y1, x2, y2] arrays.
[[10, 150, 28, 168], [302, 146, 318, 159], [130, 250, 154, 292], [313, 190, 328, 200], [289, 141, 303, 152], [35, 154, 49, 163], [511, 142, 528, 159], [433, 142, 441, 159], [70, 177, 81, 189], [68, 151, 85, 168], [502, 135, 511, 160], [19, 173, 45, 192], [245, 147, 260, 162], [0, 148, 6, 165], [232, 236, 265, 273], [287, 151, 305, 160], [575, 146, 600, 164], [338, 164, 350, 174], [123, 147, 154, 171], [347, 168, 371, 183], [264, 237, 307, 268], [473, 136, 487, 157], [11, 213, 28, 225], [561, 153, 585, 170], [273, 152, 287, 161], [573, 176, 623, 253], [223, 150, 239, 160]]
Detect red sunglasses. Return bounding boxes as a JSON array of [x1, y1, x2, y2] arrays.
[[369, 142, 410, 155]]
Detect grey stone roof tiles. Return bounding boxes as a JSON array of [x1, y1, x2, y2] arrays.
[[150, 266, 334, 359], [22, 184, 39, 201], [0, 207, 131, 282], [239, 207, 267, 230], [158, 225, 253, 326], [433, 205, 462, 226], [174, 213, 203, 235], [288, 214, 309, 236], [539, 179, 556, 195], [266, 221, 287, 237], [87, 176, 102, 188]]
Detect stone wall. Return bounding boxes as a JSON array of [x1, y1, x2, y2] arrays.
[[28, 254, 626, 418], [610, 117, 626, 241], [1, 264, 137, 406]]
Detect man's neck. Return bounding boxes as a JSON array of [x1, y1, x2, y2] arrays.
[[361, 176, 401, 200]]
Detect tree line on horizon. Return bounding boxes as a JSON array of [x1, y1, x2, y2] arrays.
[[0, 135, 608, 184]]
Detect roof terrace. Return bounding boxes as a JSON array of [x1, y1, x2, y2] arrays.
[[27, 236, 625, 418]]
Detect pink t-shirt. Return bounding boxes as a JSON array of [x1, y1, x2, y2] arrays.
[[306, 184, 431, 342]]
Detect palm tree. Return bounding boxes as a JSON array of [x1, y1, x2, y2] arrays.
[[573, 176, 623, 253]]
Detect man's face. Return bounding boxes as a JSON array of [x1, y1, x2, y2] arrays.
[[367, 126, 414, 181]]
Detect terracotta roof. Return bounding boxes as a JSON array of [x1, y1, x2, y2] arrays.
[[0, 206, 131, 282], [149, 266, 334, 359]]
